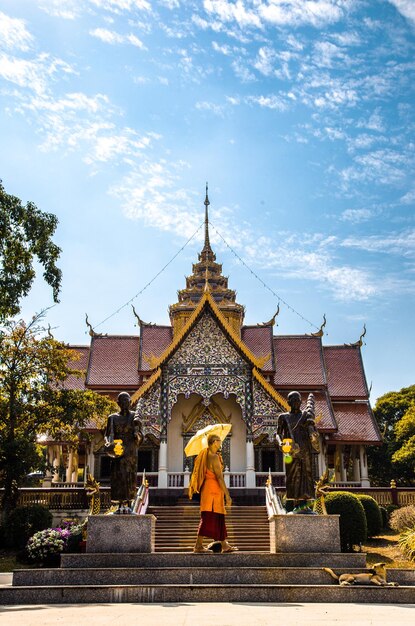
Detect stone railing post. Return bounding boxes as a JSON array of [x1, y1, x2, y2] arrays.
[[390, 479, 398, 506], [224, 466, 230, 488]]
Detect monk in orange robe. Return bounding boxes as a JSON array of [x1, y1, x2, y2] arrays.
[[189, 434, 238, 553]]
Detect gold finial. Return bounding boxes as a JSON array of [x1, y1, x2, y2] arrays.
[[308, 314, 326, 337], [258, 303, 280, 327], [132, 305, 154, 327], [201, 182, 213, 261], [347, 323, 366, 347], [85, 314, 106, 337]]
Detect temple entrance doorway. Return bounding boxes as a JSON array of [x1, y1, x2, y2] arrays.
[[167, 393, 246, 474]]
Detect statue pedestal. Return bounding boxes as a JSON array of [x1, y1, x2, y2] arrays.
[[86, 515, 156, 553], [269, 514, 340, 553]]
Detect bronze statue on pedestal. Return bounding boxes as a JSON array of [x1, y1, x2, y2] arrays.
[[104, 392, 143, 512], [276, 391, 319, 514]]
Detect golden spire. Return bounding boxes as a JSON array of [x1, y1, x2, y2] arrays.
[[169, 186, 245, 335], [200, 182, 214, 263]]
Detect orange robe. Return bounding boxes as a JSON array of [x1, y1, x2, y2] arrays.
[[200, 468, 226, 514]]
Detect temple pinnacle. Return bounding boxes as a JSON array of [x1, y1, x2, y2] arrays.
[[202, 182, 213, 261]]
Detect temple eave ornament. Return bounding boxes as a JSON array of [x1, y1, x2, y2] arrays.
[[346, 323, 367, 347], [307, 313, 326, 338]]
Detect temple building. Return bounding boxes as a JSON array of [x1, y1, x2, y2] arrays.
[[43, 190, 382, 492]]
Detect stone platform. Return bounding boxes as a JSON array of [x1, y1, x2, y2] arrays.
[[1, 552, 414, 605]]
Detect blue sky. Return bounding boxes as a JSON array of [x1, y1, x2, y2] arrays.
[[0, 0, 414, 405]]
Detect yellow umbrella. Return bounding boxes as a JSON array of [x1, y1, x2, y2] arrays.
[[184, 423, 232, 457]]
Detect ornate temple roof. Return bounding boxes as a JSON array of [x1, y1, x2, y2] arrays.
[[86, 335, 140, 389], [327, 402, 381, 444], [324, 345, 369, 399], [273, 335, 326, 387], [131, 289, 288, 410], [59, 345, 90, 391], [169, 186, 245, 332], [241, 325, 275, 371], [63, 189, 381, 445], [138, 324, 173, 372]]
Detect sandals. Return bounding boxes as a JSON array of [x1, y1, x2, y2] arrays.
[[222, 545, 239, 553], [192, 547, 210, 553]]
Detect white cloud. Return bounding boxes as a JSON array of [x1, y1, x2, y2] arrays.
[[203, 0, 261, 28], [89, 28, 145, 48], [254, 46, 275, 76], [231, 58, 256, 82], [258, 0, 349, 28], [0, 11, 33, 51], [400, 189, 415, 204], [89, 0, 151, 12], [247, 94, 288, 110], [388, 0, 415, 26], [0, 52, 75, 95], [341, 229, 415, 257], [340, 208, 374, 223], [195, 101, 225, 116], [38, 0, 81, 19]]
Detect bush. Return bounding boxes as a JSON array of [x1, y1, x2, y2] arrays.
[[325, 491, 367, 552], [398, 528, 415, 561], [379, 506, 388, 529], [355, 494, 383, 537], [390, 505, 415, 532], [26, 522, 83, 565], [3, 505, 52, 549]]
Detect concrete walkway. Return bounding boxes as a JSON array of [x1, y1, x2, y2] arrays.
[[1, 602, 415, 625]]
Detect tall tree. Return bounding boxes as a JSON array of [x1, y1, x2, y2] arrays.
[[0, 180, 62, 321], [0, 312, 115, 516], [367, 385, 415, 486]]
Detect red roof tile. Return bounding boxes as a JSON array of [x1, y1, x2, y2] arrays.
[[139, 325, 173, 371], [61, 346, 89, 390], [324, 346, 368, 399], [328, 402, 382, 444], [86, 335, 140, 387], [242, 326, 274, 371], [273, 336, 326, 387]]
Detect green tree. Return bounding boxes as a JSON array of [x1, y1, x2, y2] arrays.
[[367, 385, 415, 486], [393, 404, 415, 467], [0, 180, 62, 321], [0, 312, 115, 516]]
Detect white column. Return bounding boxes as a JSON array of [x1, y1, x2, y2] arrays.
[[317, 437, 325, 477], [245, 439, 256, 488], [71, 449, 79, 483], [359, 445, 370, 487], [335, 445, 342, 482], [340, 446, 347, 482], [352, 446, 361, 483], [65, 447, 74, 483], [158, 440, 168, 488], [52, 445, 60, 483]]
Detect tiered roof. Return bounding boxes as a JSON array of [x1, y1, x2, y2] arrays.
[[69, 191, 381, 445], [169, 186, 245, 334]]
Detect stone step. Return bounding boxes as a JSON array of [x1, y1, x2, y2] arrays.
[[61, 552, 367, 569], [1, 583, 414, 605], [13, 566, 414, 587]]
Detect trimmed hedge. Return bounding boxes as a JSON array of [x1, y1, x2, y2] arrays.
[[2, 505, 52, 549], [325, 491, 367, 552], [355, 494, 383, 537]]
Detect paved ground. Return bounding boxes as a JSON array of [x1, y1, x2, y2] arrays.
[[1, 602, 415, 625]]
